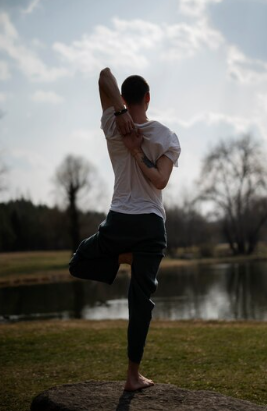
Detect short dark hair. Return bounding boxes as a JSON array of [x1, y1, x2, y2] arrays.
[[121, 75, 150, 105]]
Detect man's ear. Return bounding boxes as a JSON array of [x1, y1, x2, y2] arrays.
[[121, 95, 127, 105], [145, 92, 150, 103]]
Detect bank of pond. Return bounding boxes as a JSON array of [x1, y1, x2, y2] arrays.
[[1, 260, 267, 323]]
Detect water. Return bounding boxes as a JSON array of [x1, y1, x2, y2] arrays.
[[1, 261, 267, 322]]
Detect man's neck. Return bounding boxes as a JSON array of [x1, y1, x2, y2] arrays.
[[128, 105, 148, 124]]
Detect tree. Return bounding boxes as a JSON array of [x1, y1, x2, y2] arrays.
[[0, 151, 7, 194], [0, 111, 7, 193], [54, 154, 97, 252], [165, 205, 216, 257], [0, 198, 106, 252], [198, 134, 267, 255]]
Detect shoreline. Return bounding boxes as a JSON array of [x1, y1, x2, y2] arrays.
[[0, 253, 266, 288]]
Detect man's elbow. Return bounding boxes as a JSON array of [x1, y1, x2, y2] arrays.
[[99, 67, 111, 84], [154, 178, 168, 190]]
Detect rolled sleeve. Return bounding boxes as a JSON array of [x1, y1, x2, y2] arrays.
[[164, 133, 181, 167], [100, 107, 117, 140]]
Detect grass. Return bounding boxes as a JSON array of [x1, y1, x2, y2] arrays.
[[0, 250, 71, 276], [0, 250, 72, 285], [1, 320, 267, 410], [1, 250, 267, 409]]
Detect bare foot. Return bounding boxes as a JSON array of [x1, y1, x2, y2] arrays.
[[124, 373, 154, 391], [118, 252, 133, 265]]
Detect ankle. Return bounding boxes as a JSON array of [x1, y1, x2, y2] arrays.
[[127, 360, 140, 377]]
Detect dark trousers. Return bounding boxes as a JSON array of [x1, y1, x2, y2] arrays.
[[69, 210, 166, 364]]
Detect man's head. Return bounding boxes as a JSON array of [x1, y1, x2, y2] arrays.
[[121, 75, 150, 106]]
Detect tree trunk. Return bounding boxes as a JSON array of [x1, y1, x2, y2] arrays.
[[69, 190, 80, 253], [222, 221, 238, 255]]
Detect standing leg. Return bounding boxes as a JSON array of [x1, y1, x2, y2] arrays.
[[125, 251, 163, 391]]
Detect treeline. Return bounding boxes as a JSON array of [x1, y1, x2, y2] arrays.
[[165, 206, 221, 257], [0, 198, 222, 255], [1, 134, 267, 255], [1, 198, 267, 255], [0, 199, 105, 252]]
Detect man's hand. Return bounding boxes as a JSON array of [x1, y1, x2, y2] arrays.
[[122, 128, 143, 152], [123, 130, 173, 190], [115, 112, 135, 135]]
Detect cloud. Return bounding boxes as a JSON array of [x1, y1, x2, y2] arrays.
[[227, 46, 267, 84], [257, 94, 267, 112], [21, 0, 42, 15], [53, 17, 224, 73], [178, 0, 223, 18], [162, 18, 224, 60], [31, 38, 46, 49], [31, 90, 64, 104], [0, 92, 7, 103], [70, 128, 110, 163], [0, 12, 70, 82], [0, 12, 17, 40], [0, 60, 10, 80], [53, 18, 154, 73], [12, 148, 48, 169], [149, 107, 267, 139], [176, 1, 267, 84], [195, 112, 266, 138]]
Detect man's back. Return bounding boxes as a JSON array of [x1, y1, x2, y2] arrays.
[[101, 107, 181, 219]]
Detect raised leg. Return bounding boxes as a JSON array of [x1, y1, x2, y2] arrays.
[[69, 234, 119, 285], [119, 252, 133, 265]]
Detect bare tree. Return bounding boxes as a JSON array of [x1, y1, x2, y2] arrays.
[[0, 108, 7, 193], [54, 154, 97, 252], [0, 151, 7, 195], [198, 134, 267, 254], [165, 202, 217, 257]]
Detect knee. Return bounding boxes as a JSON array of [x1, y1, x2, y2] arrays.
[[132, 275, 158, 300], [150, 278, 158, 294], [145, 277, 158, 298], [68, 252, 81, 278]]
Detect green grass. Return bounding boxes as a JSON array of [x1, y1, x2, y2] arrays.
[[1, 320, 267, 411], [0, 251, 72, 286], [0, 251, 71, 276]]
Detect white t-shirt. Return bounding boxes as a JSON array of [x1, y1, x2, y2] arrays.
[[101, 107, 181, 221]]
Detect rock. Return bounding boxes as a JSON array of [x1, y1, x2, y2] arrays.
[[31, 380, 267, 411]]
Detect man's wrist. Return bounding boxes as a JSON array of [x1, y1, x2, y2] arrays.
[[114, 108, 128, 117], [131, 148, 143, 158], [114, 102, 126, 111]]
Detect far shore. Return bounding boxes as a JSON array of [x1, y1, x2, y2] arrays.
[[0, 249, 266, 288]]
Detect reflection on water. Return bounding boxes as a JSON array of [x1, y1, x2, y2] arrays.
[[1, 261, 267, 322]]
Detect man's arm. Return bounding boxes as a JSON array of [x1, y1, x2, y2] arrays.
[[123, 131, 174, 190], [98, 67, 134, 135]]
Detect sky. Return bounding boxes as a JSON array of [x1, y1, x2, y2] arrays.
[[0, 0, 267, 212]]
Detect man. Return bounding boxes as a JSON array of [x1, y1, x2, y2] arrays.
[[69, 68, 181, 391]]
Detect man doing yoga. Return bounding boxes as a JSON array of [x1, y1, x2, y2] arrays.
[[69, 67, 181, 391]]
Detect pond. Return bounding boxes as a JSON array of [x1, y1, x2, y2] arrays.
[[1, 261, 267, 322]]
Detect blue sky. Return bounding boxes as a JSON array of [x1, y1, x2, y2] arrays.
[[0, 0, 267, 212]]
